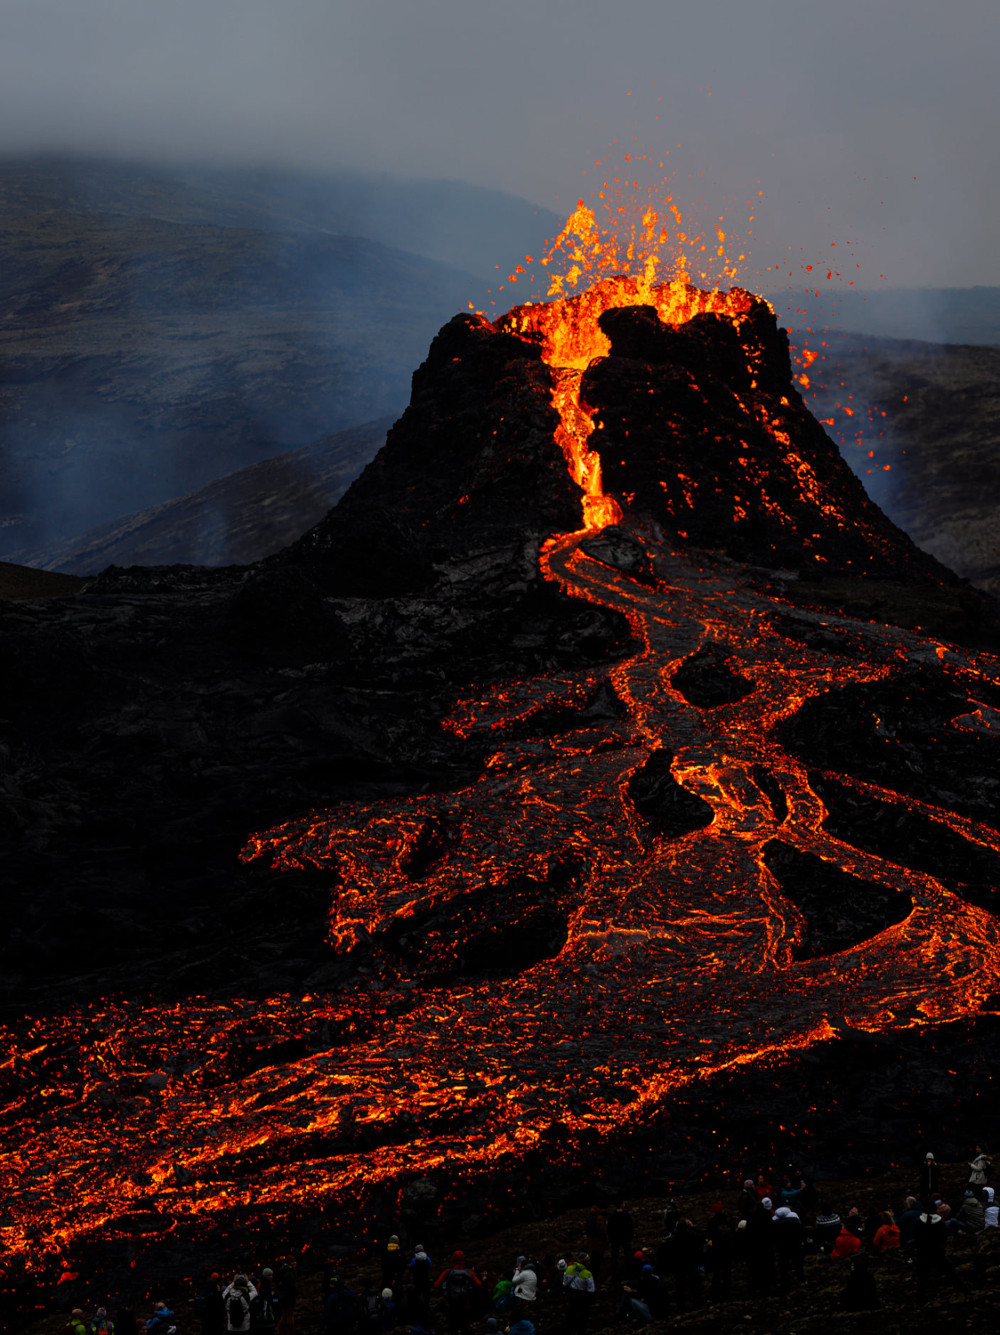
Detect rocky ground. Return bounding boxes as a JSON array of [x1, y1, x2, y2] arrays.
[[4, 290, 1000, 1324], [19, 1172, 1000, 1335]]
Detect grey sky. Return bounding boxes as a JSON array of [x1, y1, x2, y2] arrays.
[[0, 0, 997, 287]]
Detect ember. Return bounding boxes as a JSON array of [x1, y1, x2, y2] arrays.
[[3, 202, 1000, 1292]]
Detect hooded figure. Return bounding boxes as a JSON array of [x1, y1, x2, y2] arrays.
[[958, 1191, 986, 1233]]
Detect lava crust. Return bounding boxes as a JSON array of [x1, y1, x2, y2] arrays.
[[3, 277, 1000, 1306]]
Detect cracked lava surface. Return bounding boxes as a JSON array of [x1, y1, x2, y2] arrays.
[[3, 266, 1000, 1280]]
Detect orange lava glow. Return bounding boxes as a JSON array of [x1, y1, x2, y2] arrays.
[[497, 202, 757, 532], [3, 208, 1000, 1279]]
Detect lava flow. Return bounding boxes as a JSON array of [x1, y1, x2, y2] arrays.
[[3, 206, 1000, 1282]]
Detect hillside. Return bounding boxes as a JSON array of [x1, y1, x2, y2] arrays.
[[793, 332, 1000, 594], [4, 416, 393, 572], [0, 157, 558, 555], [773, 286, 1000, 346]]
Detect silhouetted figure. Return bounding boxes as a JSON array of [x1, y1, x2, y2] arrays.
[[706, 1208, 734, 1302], [914, 1209, 964, 1302], [323, 1279, 359, 1335], [383, 1237, 405, 1288], [199, 1276, 226, 1335], [843, 1256, 879, 1312], [772, 1206, 805, 1292], [919, 1152, 940, 1198], [607, 1202, 634, 1277], [584, 1206, 608, 1275], [671, 1219, 704, 1310], [743, 1204, 775, 1299], [276, 1264, 298, 1335], [409, 1246, 433, 1301]]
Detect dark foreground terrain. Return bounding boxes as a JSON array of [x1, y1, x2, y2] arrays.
[[19, 1173, 1000, 1335], [3, 288, 1000, 1317]]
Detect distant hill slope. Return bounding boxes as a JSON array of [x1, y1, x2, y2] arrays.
[[772, 286, 1000, 345], [0, 560, 84, 599], [791, 331, 1000, 594], [4, 416, 393, 573], [0, 156, 561, 282], [0, 157, 558, 554]]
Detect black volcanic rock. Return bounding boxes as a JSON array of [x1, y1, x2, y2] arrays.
[[628, 747, 715, 836], [285, 313, 580, 596], [669, 646, 756, 707], [762, 838, 911, 958], [585, 301, 953, 580]]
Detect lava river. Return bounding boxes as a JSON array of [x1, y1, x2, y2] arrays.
[[3, 279, 1000, 1279]]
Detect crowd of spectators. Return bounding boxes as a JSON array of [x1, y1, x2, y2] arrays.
[[60, 1147, 995, 1333]]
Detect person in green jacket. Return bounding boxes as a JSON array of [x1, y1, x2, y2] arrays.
[[64, 1311, 88, 1335]]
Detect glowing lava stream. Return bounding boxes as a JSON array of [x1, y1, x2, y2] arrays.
[[5, 290, 1000, 1273]]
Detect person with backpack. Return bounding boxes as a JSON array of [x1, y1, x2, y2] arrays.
[[511, 1256, 538, 1310], [65, 1311, 88, 1335], [222, 1277, 257, 1334], [379, 1289, 397, 1330], [969, 1147, 991, 1189], [90, 1310, 115, 1335], [147, 1305, 176, 1335], [434, 1252, 482, 1335], [323, 1279, 358, 1335], [358, 1285, 388, 1335], [562, 1254, 595, 1335], [409, 1246, 433, 1301], [490, 1278, 514, 1317]]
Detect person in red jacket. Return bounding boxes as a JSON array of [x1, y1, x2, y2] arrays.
[[872, 1211, 901, 1253], [434, 1252, 482, 1335], [831, 1225, 862, 1261]]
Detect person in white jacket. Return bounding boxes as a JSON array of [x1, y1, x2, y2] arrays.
[[969, 1147, 992, 1188], [512, 1256, 538, 1304], [221, 1276, 258, 1333]]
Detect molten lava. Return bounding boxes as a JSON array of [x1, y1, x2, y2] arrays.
[[3, 203, 1000, 1285]]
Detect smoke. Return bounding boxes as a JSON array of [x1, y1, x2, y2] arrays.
[[0, 0, 996, 286]]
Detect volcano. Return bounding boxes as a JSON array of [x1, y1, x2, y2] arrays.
[[3, 259, 1000, 1308]]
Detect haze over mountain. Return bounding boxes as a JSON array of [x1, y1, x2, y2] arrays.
[[0, 156, 558, 554], [774, 287, 1000, 347]]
